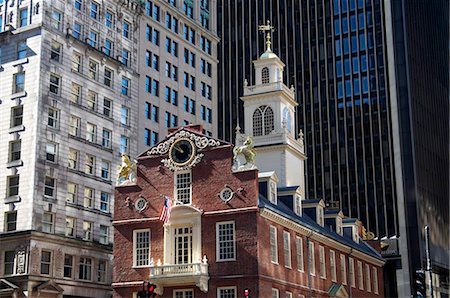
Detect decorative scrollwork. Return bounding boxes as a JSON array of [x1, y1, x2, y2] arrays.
[[147, 131, 220, 156]]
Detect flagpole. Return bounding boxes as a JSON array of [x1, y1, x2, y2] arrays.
[[159, 194, 183, 205]]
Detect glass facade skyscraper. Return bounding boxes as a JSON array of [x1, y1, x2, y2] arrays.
[[217, 0, 448, 296]]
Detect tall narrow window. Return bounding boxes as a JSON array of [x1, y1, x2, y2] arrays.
[[99, 225, 108, 244], [9, 140, 21, 162], [309, 241, 315, 276], [5, 211, 17, 231], [83, 221, 92, 241], [283, 231, 291, 268], [216, 221, 235, 261], [133, 229, 150, 267], [319, 245, 326, 278], [79, 257, 92, 280], [357, 260, 364, 290], [7, 175, 19, 197], [270, 225, 278, 263], [330, 250, 337, 282], [340, 254, 347, 285], [44, 177, 56, 198], [67, 183, 77, 203], [83, 187, 94, 208], [174, 227, 193, 264], [65, 217, 75, 237], [97, 260, 107, 282], [296, 236, 304, 271], [365, 264, 372, 292], [64, 254, 73, 278], [40, 251, 52, 275], [175, 171, 191, 204], [349, 257, 355, 287], [262, 67, 269, 84], [373, 267, 379, 294]]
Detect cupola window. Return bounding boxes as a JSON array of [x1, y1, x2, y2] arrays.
[[262, 67, 270, 84], [253, 105, 274, 136], [283, 107, 292, 133]]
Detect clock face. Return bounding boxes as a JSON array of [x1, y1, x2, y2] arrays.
[[170, 139, 195, 166]]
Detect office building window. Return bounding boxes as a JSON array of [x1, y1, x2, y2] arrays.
[[69, 115, 80, 136], [101, 97, 111, 116], [99, 225, 108, 244], [49, 74, 60, 95], [72, 52, 82, 72], [5, 211, 17, 232], [83, 221, 93, 241], [216, 221, 235, 261], [64, 255, 73, 278], [83, 187, 94, 208], [88, 31, 98, 48], [90, 2, 98, 19], [151, 131, 158, 145], [101, 160, 110, 180], [9, 140, 21, 162], [85, 155, 95, 175], [88, 59, 98, 80], [283, 231, 291, 268], [98, 260, 107, 283], [71, 83, 82, 104], [102, 129, 112, 148], [65, 217, 76, 237], [44, 176, 56, 199], [122, 76, 130, 96], [11, 106, 23, 127], [40, 251, 52, 275], [183, 0, 194, 18], [105, 10, 113, 28], [51, 41, 62, 62], [45, 142, 57, 162], [19, 8, 28, 27], [100, 192, 110, 212], [104, 39, 113, 56], [74, 0, 82, 10], [123, 20, 130, 38], [120, 135, 129, 154], [14, 72, 25, 93], [67, 183, 77, 203], [7, 175, 19, 197], [122, 49, 130, 66], [79, 257, 92, 280], [133, 229, 151, 267], [86, 122, 97, 142], [73, 22, 82, 39], [68, 148, 79, 169], [42, 212, 54, 233], [51, 10, 62, 31], [121, 106, 130, 126], [17, 41, 27, 59]]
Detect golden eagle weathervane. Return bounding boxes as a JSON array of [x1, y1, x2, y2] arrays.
[[258, 20, 274, 52]]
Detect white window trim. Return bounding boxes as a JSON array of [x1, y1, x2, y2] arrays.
[[216, 221, 236, 262], [357, 260, 364, 290], [270, 225, 278, 264], [217, 286, 237, 298], [271, 288, 279, 298], [319, 245, 326, 279], [309, 241, 315, 276], [349, 257, 355, 287], [341, 254, 347, 285], [174, 169, 192, 205], [296, 236, 304, 272], [283, 231, 291, 269], [373, 267, 379, 294], [366, 264, 372, 292], [133, 228, 151, 268], [330, 250, 337, 282]]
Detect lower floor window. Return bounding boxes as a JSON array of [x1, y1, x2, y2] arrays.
[[174, 289, 194, 298], [79, 257, 92, 280], [217, 287, 236, 298]]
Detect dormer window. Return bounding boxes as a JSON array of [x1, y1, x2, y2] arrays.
[[294, 195, 302, 216], [175, 170, 192, 204], [336, 216, 342, 235], [317, 206, 324, 226], [253, 105, 274, 136], [269, 181, 277, 204], [262, 67, 269, 84]]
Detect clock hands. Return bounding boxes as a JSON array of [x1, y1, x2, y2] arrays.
[[173, 144, 184, 154]]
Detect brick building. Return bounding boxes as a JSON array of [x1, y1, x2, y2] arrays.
[[112, 38, 385, 298]]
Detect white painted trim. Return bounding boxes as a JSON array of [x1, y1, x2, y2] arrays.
[[112, 217, 159, 225], [270, 225, 278, 264], [204, 206, 258, 215], [216, 221, 236, 262]]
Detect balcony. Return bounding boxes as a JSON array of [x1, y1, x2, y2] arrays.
[[149, 257, 209, 294]]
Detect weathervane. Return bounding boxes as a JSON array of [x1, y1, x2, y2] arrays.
[[258, 20, 274, 52]]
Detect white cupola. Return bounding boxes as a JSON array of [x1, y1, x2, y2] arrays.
[[238, 21, 306, 188]]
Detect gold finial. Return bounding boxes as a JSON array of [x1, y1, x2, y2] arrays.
[[258, 20, 274, 53]]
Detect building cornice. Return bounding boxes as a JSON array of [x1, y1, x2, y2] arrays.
[[259, 208, 385, 266]]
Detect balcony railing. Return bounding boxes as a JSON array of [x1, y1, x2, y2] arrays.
[[149, 257, 209, 294]]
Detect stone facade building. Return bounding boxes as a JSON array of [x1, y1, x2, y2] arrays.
[[0, 0, 139, 296], [112, 44, 385, 298]]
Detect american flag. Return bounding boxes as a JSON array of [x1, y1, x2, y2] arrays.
[[159, 196, 172, 223]]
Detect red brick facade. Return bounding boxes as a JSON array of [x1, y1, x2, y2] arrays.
[[113, 127, 384, 298]]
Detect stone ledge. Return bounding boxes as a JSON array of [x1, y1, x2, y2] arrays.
[[9, 125, 25, 134], [6, 160, 23, 168], [4, 195, 21, 204]]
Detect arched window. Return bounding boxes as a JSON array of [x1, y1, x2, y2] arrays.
[[283, 107, 292, 133], [262, 67, 269, 84], [253, 105, 274, 136]]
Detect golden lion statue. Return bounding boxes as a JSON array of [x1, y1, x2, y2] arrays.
[[117, 154, 137, 185]]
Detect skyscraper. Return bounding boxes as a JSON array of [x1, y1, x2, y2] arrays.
[[137, 0, 219, 154], [217, 0, 448, 296], [0, 0, 139, 296]]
